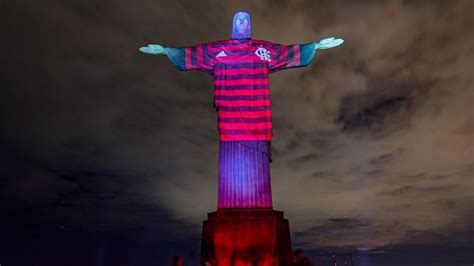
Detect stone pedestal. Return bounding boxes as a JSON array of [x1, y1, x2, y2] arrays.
[[200, 209, 293, 266]]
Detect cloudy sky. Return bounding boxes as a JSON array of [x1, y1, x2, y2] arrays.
[[1, 0, 473, 265]]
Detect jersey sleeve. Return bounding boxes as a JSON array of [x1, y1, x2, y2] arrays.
[[165, 43, 214, 74], [268, 42, 317, 73]]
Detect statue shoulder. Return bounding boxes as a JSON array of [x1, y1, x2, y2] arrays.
[[251, 39, 280, 49], [210, 39, 234, 45]]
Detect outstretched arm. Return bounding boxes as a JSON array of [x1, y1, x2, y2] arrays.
[[268, 37, 344, 73], [313, 37, 344, 50], [139, 44, 167, 55], [139, 43, 214, 74]]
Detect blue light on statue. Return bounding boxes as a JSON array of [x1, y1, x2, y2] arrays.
[[231, 11, 252, 39]]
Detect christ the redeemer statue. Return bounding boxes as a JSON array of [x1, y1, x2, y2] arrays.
[[140, 12, 343, 209]]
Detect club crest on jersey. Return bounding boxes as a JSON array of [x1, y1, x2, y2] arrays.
[[255, 47, 271, 62]]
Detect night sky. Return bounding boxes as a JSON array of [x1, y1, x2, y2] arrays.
[[1, 0, 473, 265]]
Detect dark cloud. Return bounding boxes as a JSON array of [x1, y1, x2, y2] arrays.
[[336, 95, 411, 132]]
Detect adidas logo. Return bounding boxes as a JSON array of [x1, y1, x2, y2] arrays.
[[216, 51, 227, 58]]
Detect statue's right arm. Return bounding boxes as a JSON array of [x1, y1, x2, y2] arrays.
[[139, 43, 213, 73], [139, 43, 188, 71], [139, 44, 168, 55]]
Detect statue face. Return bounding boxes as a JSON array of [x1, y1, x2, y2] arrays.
[[231, 11, 251, 39], [235, 14, 249, 34]]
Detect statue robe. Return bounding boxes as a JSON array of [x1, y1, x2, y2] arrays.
[[165, 38, 317, 208], [165, 39, 317, 142]]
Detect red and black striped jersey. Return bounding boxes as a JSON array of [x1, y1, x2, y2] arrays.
[[165, 39, 317, 141]]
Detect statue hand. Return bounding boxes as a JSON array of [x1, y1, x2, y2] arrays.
[[139, 44, 167, 55], [314, 37, 344, 50]]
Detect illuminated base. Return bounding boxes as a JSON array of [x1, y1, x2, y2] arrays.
[[200, 209, 293, 266]]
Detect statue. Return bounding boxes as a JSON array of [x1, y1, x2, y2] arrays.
[[139, 11, 343, 209]]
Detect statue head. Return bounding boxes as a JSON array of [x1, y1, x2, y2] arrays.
[[231, 11, 251, 39]]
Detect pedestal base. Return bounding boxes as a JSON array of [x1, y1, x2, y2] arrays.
[[201, 209, 293, 266]]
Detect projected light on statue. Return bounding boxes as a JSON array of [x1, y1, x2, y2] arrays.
[[140, 11, 343, 265]]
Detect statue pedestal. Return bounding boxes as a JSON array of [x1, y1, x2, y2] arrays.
[[200, 208, 293, 266]]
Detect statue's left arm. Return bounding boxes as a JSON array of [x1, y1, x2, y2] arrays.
[[268, 37, 343, 73]]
